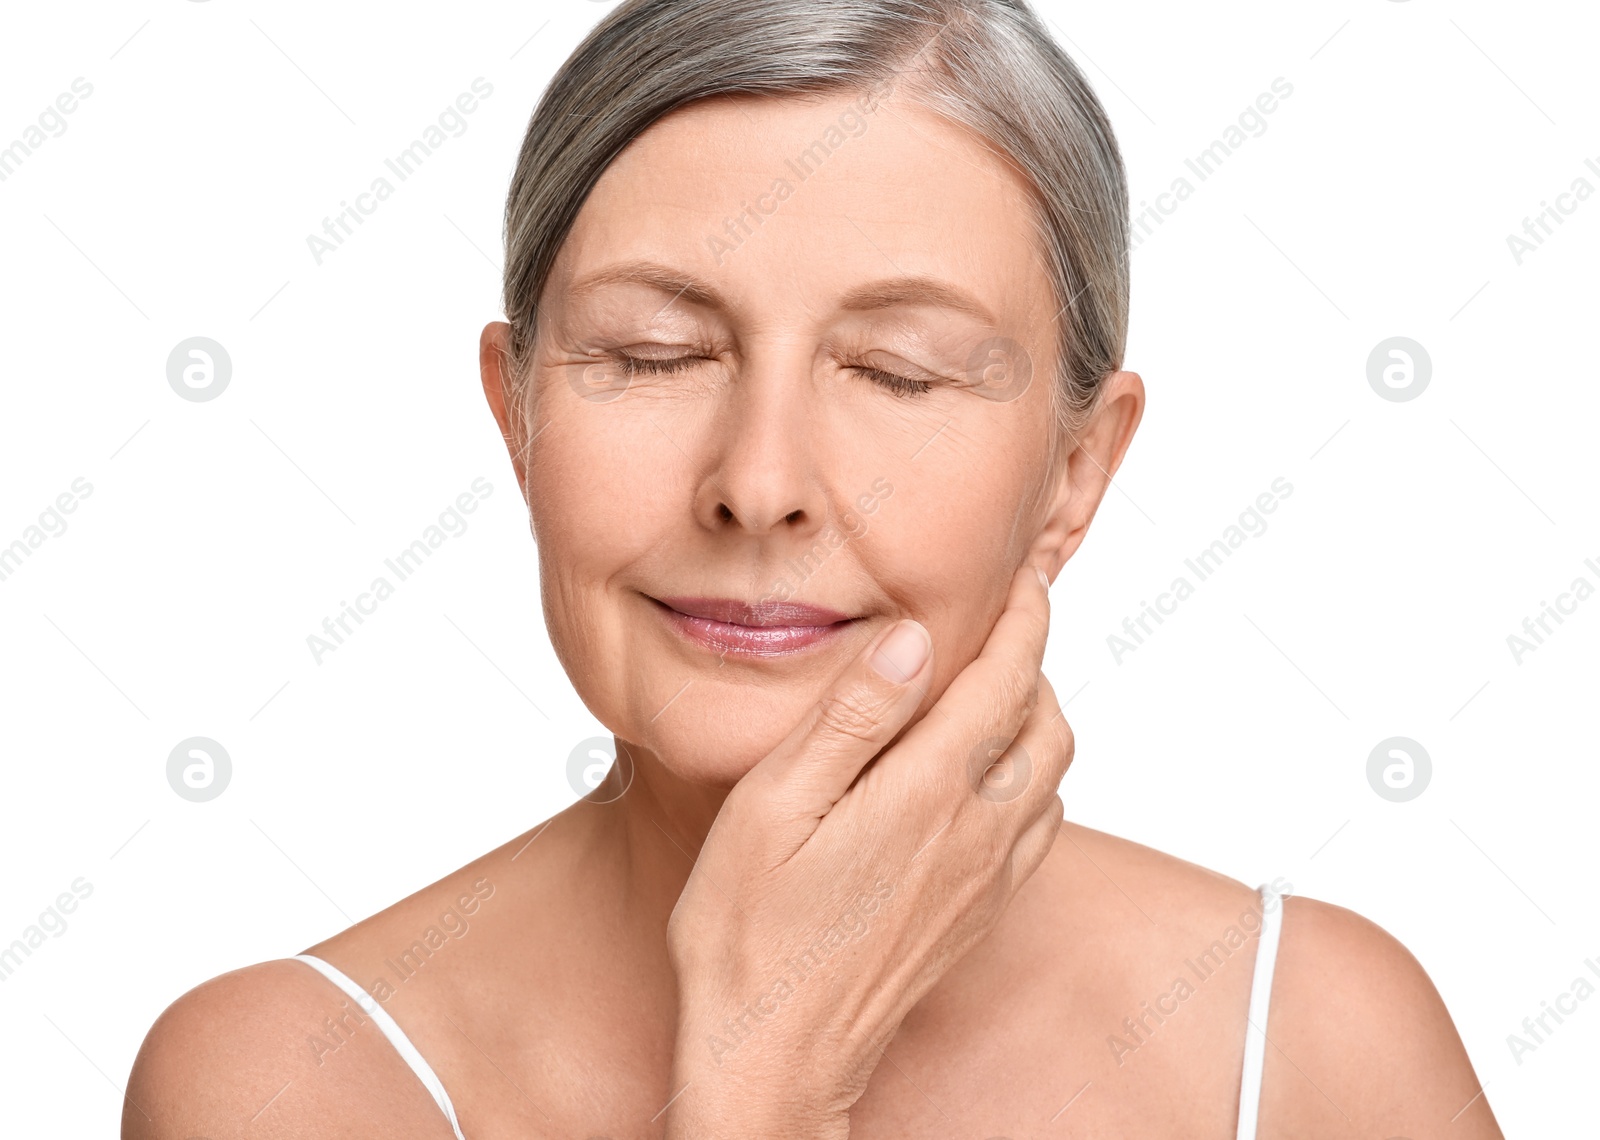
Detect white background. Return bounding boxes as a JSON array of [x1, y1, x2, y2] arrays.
[[1, 0, 1595, 1134]]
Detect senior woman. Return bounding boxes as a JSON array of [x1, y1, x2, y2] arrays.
[[126, 0, 1500, 1137]]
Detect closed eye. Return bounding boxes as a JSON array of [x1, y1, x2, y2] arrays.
[[611, 354, 933, 397], [615, 354, 703, 377], [855, 365, 932, 398]]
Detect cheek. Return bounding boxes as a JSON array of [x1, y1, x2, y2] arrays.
[[523, 385, 686, 553], [859, 448, 1038, 680], [866, 454, 1032, 592], [523, 406, 682, 695]]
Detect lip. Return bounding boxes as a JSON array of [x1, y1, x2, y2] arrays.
[[650, 595, 859, 656]]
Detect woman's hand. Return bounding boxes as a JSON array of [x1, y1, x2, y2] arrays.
[[662, 562, 1072, 1139]]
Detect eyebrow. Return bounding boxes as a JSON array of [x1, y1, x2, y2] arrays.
[[568, 261, 722, 309], [567, 260, 995, 323], [837, 276, 996, 323]]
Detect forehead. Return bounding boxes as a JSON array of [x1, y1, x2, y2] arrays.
[[549, 90, 1054, 323]]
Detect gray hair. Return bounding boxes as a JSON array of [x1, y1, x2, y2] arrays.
[[500, 0, 1128, 438]]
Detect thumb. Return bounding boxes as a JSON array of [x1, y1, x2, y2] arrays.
[[746, 618, 933, 814]]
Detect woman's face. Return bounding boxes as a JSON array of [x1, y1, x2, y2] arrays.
[[482, 88, 1140, 789]]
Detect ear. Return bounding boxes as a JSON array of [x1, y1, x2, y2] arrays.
[[1028, 369, 1145, 582], [479, 321, 528, 496]]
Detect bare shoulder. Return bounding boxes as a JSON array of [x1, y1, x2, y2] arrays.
[[123, 810, 578, 1140], [1262, 895, 1503, 1138], [123, 957, 457, 1140], [1049, 819, 1269, 933], [1042, 824, 1501, 1136]]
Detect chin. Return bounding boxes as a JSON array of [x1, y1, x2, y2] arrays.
[[619, 676, 821, 790]]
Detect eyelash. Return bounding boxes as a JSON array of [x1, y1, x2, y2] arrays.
[[615, 355, 691, 377], [613, 355, 933, 398]]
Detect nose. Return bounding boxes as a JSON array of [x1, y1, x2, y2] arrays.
[[693, 346, 829, 539]]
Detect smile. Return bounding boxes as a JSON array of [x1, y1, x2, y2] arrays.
[[649, 595, 860, 657]]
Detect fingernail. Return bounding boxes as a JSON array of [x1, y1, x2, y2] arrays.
[[1035, 565, 1050, 590], [869, 620, 930, 683]]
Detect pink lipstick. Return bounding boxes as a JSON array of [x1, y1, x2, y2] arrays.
[[650, 596, 858, 657]]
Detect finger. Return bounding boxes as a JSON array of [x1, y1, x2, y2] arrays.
[[746, 618, 934, 816], [963, 671, 1073, 818], [884, 562, 1052, 800], [1007, 791, 1064, 893], [967, 562, 1052, 691]]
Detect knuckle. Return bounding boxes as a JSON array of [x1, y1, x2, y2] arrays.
[[1036, 671, 1060, 712], [994, 662, 1039, 720], [1052, 711, 1076, 758], [814, 684, 890, 747], [720, 781, 765, 827], [970, 737, 1034, 805], [1034, 718, 1072, 788], [1043, 791, 1065, 827]]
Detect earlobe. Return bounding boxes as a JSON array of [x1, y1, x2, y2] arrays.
[[1024, 451, 1079, 584]]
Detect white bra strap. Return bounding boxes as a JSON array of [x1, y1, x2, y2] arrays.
[[1235, 882, 1286, 1140], [293, 954, 467, 1140]]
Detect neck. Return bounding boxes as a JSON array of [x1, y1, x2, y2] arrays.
[[561, 737, 735, 932]]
